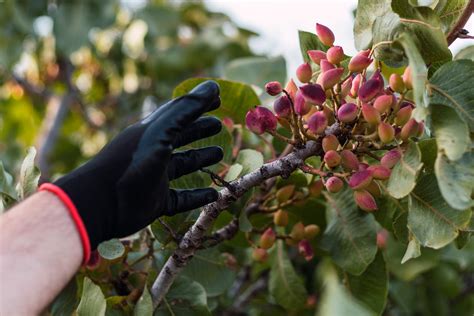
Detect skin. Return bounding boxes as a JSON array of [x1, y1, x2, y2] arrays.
[[0, 191, 82, 315]]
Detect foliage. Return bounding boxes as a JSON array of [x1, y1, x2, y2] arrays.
[[1, 0, 474, 315]]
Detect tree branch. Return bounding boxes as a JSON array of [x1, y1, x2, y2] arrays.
[[447, 0, 474, 45], [150, 123, 343, 308]]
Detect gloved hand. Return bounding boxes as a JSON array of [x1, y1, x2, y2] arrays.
[[40, 81, 223, 258]]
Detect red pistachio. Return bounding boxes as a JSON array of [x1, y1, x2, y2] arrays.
[[362, 103, 381, 125], [367, 165, 391, 180], [324, 150, 341, 168], [273, 95, 292, 118], [358, 162, 370, 171], [322, 134, 340, 152], [245, 106, 277, 135], [381, 149, 401, 169], [374, 94, 396, 114], [298, 239, 314, 261], [327, 45, 344, 64], [348, 50, 372, 72], [358, 79, 381, 102], [354, 189, 378, 212], [307, 111, 328, 134], [307, 50, 327, 65], [294, 91, 312, 115], [389, 73, 405, 93], [320, 59, 335, 72], [309, 179, 324, 197], [265, 81, 282, 96], [300, 83, 326, 105], [319, 67, 344, 90], [400, 118, 419, 140], [395, 105, 412, 126], [304, 225, 321, 240], [402, 66, 413, 90], [285, 78, 298, 100], [316, 23, 335, 46], [259, 228, 276, 249], [349, 170, 373, 190], [296, 62, 312, 83], [341, 77, 352, 98], [350, 73, 363, 97], [325, 176, 344, 193], [337, 102, 358, 123], [222, 117, 234, 132], [340, 149, 360, 171], [378, 122, 395, 143]]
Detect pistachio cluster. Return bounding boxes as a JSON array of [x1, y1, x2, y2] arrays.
[[246, 22, 422, 220]]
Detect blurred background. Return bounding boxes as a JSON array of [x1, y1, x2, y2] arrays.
[[0, 0, 472, 179]]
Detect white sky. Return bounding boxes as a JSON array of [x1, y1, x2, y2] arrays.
[[206, 0, 473, 77]]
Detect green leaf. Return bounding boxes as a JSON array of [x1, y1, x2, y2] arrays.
[[224, 163, 243, 182], [418, 138, 437, 173], [53, 2, 116, 55], [317, 260, 376, 316], [454, 45, 474, 61], [134, 287, 153, 316], [435, 152, 474, 210], [235, 149, 263, 175], [173, 78, 260, 124], [16, 147, 40, 200], [298, 30, 328, 62], [387, 142, 423, 199], [385, 236, 440, 281], [408, 174, 472, 249], [224, 56, 287, 90], [320, 188, 377, 275], [354, 0, 394, 50], [391, 0, 452, 64], [429, 59, 474, 131], [347, 252, 388, 315], [433, 0, 470, 34], [269, 240, 307, 310], [401, 235, 421, 263], [181, 248, 236, 297], [238, 209, 252, 232], [159, 276, 210, 316], [50, 278, 78, 316], [394, 33, 428, 109], [355, 0, 452, 65], [97, 239, 125, 260], [431, 104, 469, 161], [76, 277, 106, 316], [0, 162, 17, 209]]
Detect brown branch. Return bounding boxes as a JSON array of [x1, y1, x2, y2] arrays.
[[150, 122, 344, 308], [447, 0, 474, 45]]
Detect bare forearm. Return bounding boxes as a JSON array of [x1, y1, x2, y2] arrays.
[[0, 191, 82, 315]]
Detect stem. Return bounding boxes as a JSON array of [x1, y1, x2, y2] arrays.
[[446, 0, 474, 45], [150, 123, 344, 308]]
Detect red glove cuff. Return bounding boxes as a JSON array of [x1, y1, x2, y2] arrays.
[[39, 183, 91, 265]]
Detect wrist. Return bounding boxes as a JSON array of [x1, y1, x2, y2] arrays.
[[39, 183, 91, 264]]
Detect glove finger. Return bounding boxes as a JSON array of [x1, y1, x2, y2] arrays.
[[168, 146, 223, 180], [172, 116, 222, 149], [140, 80, 220, 126], [135, 81, 220, 159], [165, 188, 219, 215]]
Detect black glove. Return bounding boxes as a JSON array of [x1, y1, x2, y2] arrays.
[[50, 81, 223, 250]]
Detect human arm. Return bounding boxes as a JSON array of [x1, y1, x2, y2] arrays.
[[0, 80, 223, 314], [0, 191, 82, 315]]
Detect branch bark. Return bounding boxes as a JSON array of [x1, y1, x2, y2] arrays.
[[447, 0, 474, 45], [150, 123, 344, 308]]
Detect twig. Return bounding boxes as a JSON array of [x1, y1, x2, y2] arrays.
[[150, 123, 343, 308], [446, 0, 474, 45]]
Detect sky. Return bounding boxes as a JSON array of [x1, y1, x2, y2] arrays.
[[205, 0, 473, 77]]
